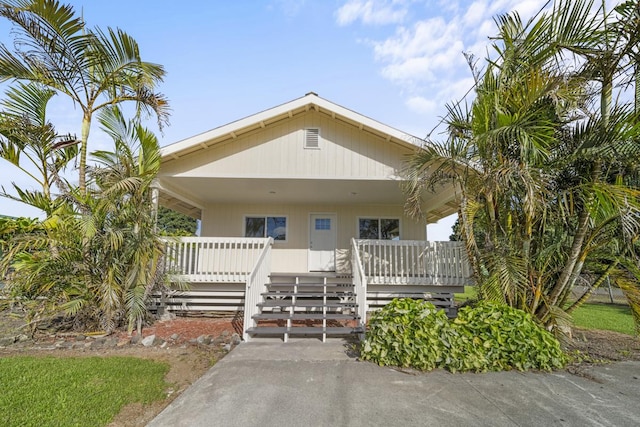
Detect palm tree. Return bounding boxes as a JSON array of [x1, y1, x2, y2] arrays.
[[0, 82, 77, 214], [404, 0, 640, 331], [4, 107, 169, 334], [0, 0, 169, 194]]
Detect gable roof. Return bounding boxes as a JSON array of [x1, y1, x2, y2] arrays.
[[160, 92, 423, 162]]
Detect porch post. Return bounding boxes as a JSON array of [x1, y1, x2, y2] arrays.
[[150, 183, 159, 233]]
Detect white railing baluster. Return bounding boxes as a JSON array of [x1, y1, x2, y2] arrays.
[[354, 239, 471, 286], [160, 237, 269, 284]]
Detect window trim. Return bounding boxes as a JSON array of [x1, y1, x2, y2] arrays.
[[243, 215, 288, 242], [357, 216, 401, 240]]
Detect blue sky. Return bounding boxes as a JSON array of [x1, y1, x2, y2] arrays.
[[0, 0, 623, 239]]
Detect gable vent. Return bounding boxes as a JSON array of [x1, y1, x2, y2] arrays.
[[304, 128, 320, 149]]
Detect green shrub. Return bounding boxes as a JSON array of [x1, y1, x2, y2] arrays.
[[361, 298, 566, 373], [361, 299, 450, 370], [452, 301, 567, 372]]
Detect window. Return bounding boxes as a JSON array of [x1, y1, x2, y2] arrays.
[[315, 218, 331, 230], [304, 128, 320, 149], [245, 216, 287, 241], [358, 218, 400, 240]]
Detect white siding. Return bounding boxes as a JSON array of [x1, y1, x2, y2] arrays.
[[161, 111, 409, 180]]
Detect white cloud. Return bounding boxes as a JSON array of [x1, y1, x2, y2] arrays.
[[406, 95, 437, 114], [334, 0, 578, 135], [335, 0, 409, 26], [462, 1, 487, 27], [272, 0, 307, 17]]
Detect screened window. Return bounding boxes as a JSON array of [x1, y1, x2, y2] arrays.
[[245, 216, 287, 241], [358, 218, 400, 240]]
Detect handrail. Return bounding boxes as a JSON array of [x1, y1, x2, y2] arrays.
[[243, 237, 273, 341], [355, 239, 471, 285], [162, 237, 269, 283], [351, 238, 368, 339]]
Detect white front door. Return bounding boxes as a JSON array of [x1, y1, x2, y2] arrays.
[[308, 214, 337, 271]]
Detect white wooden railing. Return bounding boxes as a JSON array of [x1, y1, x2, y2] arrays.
[[163, 237, 271, 283], [356, 240, 471, 286], [243, 237, 273, 341], [351, 238, 368, 337]]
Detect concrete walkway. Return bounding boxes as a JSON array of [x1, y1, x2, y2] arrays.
[[148, 340, 640, 427]]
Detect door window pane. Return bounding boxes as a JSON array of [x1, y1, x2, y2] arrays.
[[315, 218, 331, 230]]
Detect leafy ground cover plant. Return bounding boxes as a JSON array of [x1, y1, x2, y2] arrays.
[[361, 298, 566, 373], [361, 298, 451, 370]]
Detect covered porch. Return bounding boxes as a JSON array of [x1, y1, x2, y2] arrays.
[[158, 236, 472, 341]]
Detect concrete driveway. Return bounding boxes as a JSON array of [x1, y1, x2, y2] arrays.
[[148, 340, 640, 427]]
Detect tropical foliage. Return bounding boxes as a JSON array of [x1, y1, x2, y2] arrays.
[[0, 1, 171, 334], [361, 298, 566, 372], [156, 206, 197, 236], [404, 0, 640, 333], [1, 108, 169, 333], [0, 0, 169, 193]]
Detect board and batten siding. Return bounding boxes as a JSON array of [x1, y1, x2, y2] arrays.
[[161, 111, 409, 180], [201, 203, 426, 273]]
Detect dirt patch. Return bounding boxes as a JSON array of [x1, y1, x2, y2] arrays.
[[565, 328, 640, 377]]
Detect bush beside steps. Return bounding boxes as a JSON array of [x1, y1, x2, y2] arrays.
[[361, 298, 566, 373]]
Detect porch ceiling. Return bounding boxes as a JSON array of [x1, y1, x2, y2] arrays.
[[156, 176, 458, 222]]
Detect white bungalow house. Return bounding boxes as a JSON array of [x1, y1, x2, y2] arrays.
[[153, 92, 471, 341]]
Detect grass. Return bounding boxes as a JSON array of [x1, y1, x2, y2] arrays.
[[572, 303, 636, 336], [454, 286, 477, 303], [455, 286, 636, 335], [0, 356, 170, 427]]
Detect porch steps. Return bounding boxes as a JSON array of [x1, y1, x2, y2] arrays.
[[246, 273, 364, 342], [253, 313, 359, 320], [246, 326, 363, 336]]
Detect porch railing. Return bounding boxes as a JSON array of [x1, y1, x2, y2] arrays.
[[243, 237, 273, 341], [356, 239, 471, 286], [351, 238, 368, 338], [163, 237, 271, 283]]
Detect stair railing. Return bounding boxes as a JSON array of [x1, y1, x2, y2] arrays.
[[351, 238, 368, 339], [243, 237, 274, 341]]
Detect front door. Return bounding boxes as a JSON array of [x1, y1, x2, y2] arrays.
[[308, 214, 337, 271]]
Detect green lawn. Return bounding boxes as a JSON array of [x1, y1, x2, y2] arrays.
[[0, 356, 169, 427], [454, 286, 477, 303], [455, 287, 636, 335], [572, 303, 636, 336]]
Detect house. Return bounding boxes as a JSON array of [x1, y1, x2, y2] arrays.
[[153, 92, 471, 341]]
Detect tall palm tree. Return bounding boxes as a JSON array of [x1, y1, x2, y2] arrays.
[[0, 0, 169, 194], [404, 0, 640, 330], [0, 82, 77, 214], [4, 107, 169, 334]]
